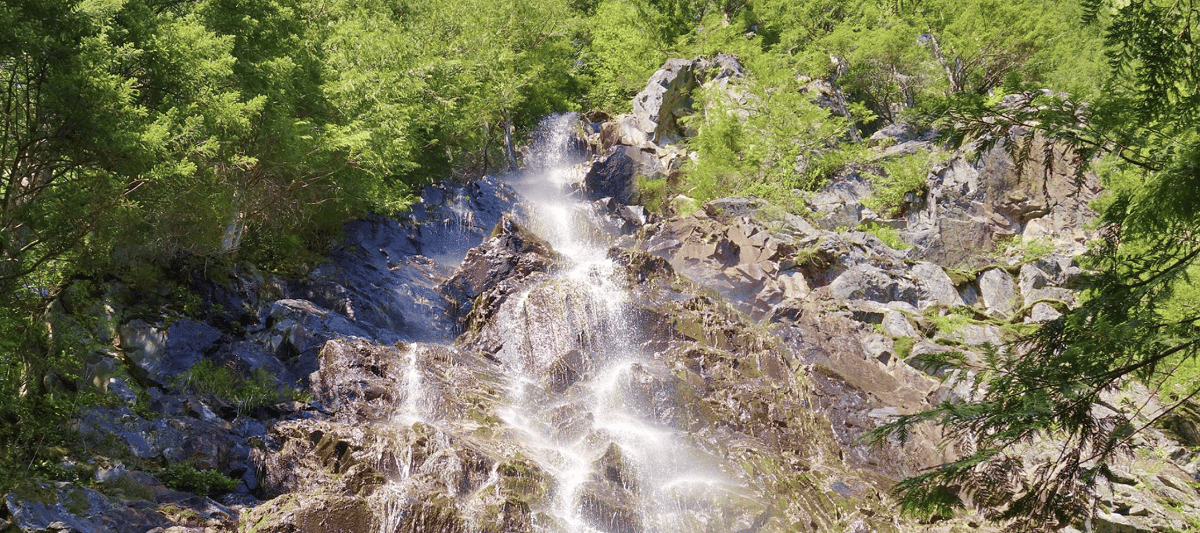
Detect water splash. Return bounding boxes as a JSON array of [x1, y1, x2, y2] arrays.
[[373, 482, 411, 533], [395, 344, 425, 425], [498, 114, 738, 533]]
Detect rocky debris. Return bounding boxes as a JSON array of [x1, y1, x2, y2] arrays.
[[911, 261, 965, 307], [803, 125, 1101, 270], [5, 481, 168, 533], [309, 339, 406, 420], [828, 264, 919, 307], [247, 419, 525, 533], [600, 114, 652, 150], [642, 200, 809, 316], [309, 337, 500, 424]]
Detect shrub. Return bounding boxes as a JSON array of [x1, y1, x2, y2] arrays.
[[862, 222, 912, 251], [175, 360, 282, 414], [637, 176, 668, 215], [863, 150, 940, 217], [682, 77, 852, 205], [157, 463, 239, 497]]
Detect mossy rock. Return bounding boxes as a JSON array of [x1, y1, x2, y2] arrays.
[[241, 491, 375, 533], [495, 455, 552, 504]]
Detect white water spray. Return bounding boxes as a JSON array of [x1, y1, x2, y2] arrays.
[[396, 344, 425, 425], [499, 114, 738, 533]]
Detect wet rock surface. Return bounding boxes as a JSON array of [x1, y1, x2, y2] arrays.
[[9, 63, 1199, 533]]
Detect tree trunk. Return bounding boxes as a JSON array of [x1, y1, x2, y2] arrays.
[[503, 114, 518, 171], [924, 31, 964, 93]]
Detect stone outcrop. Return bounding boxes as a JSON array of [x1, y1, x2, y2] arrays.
[[576, 55, 747, 212], [632, 54, 743, 145], [914, 131, 1102, 267], [440, 214, 558, 333]]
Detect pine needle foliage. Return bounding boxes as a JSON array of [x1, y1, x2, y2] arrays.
[[866, 1, 1200, 530]]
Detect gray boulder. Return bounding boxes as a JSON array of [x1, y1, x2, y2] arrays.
[[1019, 263, 1076, 305], [807, 172, 877, 230], [977, 268, 1019, 318], [911, 261, 964, 308], [119, 319, 222, 389], [632, 55, 743, 145], [828, 264, 919, 307]]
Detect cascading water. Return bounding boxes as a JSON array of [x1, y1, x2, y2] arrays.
[[395, 344, 425, 425], [362, 113, 765, 533], [496, 114, 742, 533]]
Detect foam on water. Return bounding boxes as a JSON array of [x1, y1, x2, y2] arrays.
[[498, 113, 736, 533]]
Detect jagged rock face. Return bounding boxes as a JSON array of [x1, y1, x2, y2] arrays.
[[440, 214, 558, 335], [807, 128, 1102, 269], [908, 132, 1103, 266], [632, 54, 743, 145], [271, 175, 520, 344]]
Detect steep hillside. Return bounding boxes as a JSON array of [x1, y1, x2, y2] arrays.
[[4, 56, 1198, 533]]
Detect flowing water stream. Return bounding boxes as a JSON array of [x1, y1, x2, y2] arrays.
[[375, 113, 752, 533], [494, 114, 739, 533]]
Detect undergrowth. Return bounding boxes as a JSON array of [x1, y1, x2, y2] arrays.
[[156, 462, 239, 497], [863, 150, 940, 217], [861, 222, 912, 251], [174, 360, 283, 414]]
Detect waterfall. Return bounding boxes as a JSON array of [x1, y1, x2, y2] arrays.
[[366, 114, 757, 533], [396, 343, 425, 424], [496, 114, 739, 533]]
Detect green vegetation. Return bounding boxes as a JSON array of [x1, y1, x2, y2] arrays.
[[637, 176, 668, 215], [863, 151, 941, 217], [867, 1, 1200, 530], [175, 360, 285, 414], [861, 222, 912, 251], [156, 462, 240, 497], [681, 76, 853, 205]]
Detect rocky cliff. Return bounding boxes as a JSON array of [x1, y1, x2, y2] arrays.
[[3, 59, 1198, 533]]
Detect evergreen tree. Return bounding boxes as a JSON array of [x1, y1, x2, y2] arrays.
[[867, 1, 1200, 530]]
